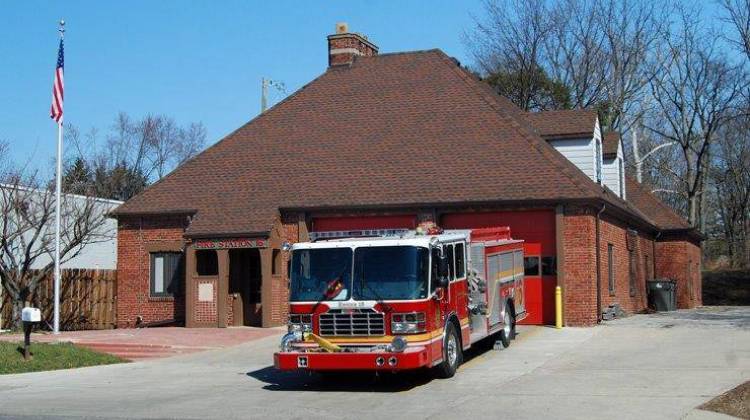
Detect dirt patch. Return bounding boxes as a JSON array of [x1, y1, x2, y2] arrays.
[[703, 270, 750, 306], [699, 380, 750, 419]]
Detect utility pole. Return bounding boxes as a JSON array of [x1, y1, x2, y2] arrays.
[[260, 78, 286, 114], [261, 77, 268, 113]]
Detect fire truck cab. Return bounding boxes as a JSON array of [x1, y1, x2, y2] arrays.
[[273, 226, 526, 378]]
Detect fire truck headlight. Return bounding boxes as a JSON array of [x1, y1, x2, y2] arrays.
[[391, 312, 427, 334], [288, 314, 312, 333]]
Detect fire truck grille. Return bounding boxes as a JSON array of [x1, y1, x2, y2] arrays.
[[318, 311, 385, 336]]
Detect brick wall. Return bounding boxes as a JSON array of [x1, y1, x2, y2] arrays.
[[269, 215, 301, 326], [655, 239, 702, 308], [194, 277, 218, 324], [561, 206, 598, 326], [116, 215, 188, 328], [598, 215, 653, 314]]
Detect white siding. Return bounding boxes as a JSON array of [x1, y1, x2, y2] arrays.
[[603, 140, 626, 199], [549, 136, 597, 181], [548, 119, 605, 186]]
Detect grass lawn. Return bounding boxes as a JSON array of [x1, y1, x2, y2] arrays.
[[0, 341, 126, 375]]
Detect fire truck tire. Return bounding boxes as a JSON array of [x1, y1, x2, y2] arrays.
[[435, 322, 461, 378], [498, 305, 515, 348]]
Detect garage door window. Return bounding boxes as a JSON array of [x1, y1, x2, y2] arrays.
[[541, 256, 557, 275], [524, 256, 540, 276]]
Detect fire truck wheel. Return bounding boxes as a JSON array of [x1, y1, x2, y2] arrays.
[[499, 307, 515, 348], [435, 322, 461, 379]]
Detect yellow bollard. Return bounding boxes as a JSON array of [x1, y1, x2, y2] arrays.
[[555, 286, 563, 329]]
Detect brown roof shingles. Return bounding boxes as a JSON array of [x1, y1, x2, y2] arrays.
[[603, 132, 621, 158], [525, 110, 598, 139], [114, 49, 690, 237], [624, 176, 691, 230]]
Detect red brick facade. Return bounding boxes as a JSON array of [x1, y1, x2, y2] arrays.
[[561, 206, 598, 326], [656, 239, 702, 308], [115, 206, 701, 329], [116, 215, 188, 328]]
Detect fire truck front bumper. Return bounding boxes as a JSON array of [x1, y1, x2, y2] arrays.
[[274, 346, 432, 371]]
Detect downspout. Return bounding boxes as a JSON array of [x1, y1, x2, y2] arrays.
[[595, 204, 606, 324], [652, 231, 662, 279]]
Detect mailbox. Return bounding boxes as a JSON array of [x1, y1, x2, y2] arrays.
[[21, 307, 41, 361], [22, 307, 41, 323]]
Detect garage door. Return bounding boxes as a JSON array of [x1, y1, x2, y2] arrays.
[[311, 215, 417, 232], [441, 210, 557, 325]]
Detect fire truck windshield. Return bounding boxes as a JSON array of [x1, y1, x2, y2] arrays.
[[289, 248, 352, 302], [289, 245, 430, 302], [353, 246, 430, 300]]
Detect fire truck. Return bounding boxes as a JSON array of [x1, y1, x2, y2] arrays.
[[273, 225, 526, 378]]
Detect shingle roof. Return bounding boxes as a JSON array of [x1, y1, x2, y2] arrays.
[[525, 110, 598, 139], [603, 132, 621, 159], [113, 49, 675, 237], [624, 176, 691, 230]]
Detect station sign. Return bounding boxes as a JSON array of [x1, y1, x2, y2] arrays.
[[194, 238, 267, 249]]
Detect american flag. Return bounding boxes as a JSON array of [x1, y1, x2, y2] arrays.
[[50, 38, 64, 124]]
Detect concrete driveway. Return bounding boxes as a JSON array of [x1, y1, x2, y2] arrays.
[[0, 307, 748, 420]]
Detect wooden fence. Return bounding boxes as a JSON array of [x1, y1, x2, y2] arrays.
[[1, 269, 116, 330]]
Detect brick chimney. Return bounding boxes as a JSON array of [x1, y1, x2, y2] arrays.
[[327, 22, 378, 66]]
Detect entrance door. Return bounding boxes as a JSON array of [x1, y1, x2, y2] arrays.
[[229, 249, 262, 327]]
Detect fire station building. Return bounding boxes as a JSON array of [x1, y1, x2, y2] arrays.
[[112, 25, 701, 328]]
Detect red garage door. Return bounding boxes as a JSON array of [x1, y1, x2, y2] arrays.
[[441, 210, 557, 325], [312, 215, 417, 232]]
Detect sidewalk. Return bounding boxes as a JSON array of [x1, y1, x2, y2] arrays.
[[0, 326, 283, 360]]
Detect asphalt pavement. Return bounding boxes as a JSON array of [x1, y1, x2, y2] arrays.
[[0, 307, 748, 420]]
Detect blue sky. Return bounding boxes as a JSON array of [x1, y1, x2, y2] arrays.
[[0, 1, 483, 175]]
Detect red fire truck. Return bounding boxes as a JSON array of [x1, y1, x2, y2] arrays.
[[273, 225, 526, 378]]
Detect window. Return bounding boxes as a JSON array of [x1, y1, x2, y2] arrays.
[[445, 244, 455, 280], [524, 256, 540, 276], [272, 249, 281, 276], [541, 256, 557, 275], [629, 248, 636, 297], [196, 250, 218, 276], [608, 244, 615, 296], [618, 158, 624, 198], [150, 252, 184, 297], [430, 247, 440, 293], [596, 139, 603, 184], [455, 243, 465, 279], [289, 248, 352, 301]]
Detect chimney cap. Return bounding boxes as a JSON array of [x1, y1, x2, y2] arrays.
[[335, 22, 348, 34]]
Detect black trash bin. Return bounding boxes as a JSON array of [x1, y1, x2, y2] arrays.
[[647, 279, 677, 311]]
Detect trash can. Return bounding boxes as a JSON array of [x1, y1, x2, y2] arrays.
[[647, 279, 677, 311]]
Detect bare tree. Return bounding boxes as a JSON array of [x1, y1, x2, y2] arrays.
[[466, 0, 555, 111], [645, 10, 748, 231], [720, 0, 750, 61], [0, 170, 111, 329], [710, 116, 750, 267]]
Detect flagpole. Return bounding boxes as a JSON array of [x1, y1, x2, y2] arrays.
[[53, 20, 65, 335]]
